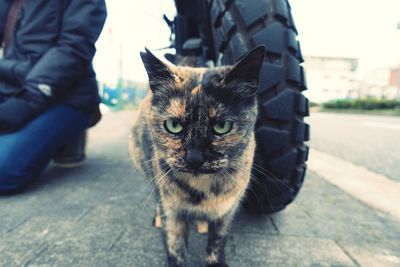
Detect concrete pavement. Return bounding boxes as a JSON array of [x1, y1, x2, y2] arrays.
[[307, 112, 400, 181], [309, 149, 400, 222], [1, 111, 399, 267]]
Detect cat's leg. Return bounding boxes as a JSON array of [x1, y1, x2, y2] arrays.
[[205, 214, 234, 267], [196, 220, 209, 234], [153, 203, 163, 228], [164, 211, 189, 267]]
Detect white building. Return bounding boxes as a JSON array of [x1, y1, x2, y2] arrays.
[[304, 56, 359, 104], [360, 67, 400, 100]]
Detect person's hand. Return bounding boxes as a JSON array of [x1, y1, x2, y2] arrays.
[[0, 91, 47, 134]]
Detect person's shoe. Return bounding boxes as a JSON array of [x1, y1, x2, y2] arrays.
[[53, 132, 87, 168]]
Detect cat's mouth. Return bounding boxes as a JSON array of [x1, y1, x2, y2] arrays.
[[179, 168, 221, 175]]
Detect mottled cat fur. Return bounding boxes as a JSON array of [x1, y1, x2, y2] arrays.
[[129, 46, 265, 267]]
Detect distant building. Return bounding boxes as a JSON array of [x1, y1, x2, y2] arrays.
[[99, 79, 148, 109], [304, 56, 359, 104], [360, 67, 400, 100]]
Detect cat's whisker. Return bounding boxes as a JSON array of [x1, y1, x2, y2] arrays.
[[231, 160, 292, 192], [222, 168, 271, 211], [247, 176, 275, 208], [228, 165, 275, 208], [137, 167, 173, 219], [222, 169, 237, 192], [140, 158, 173, 192], [143, 157, 158, 164], [251, 162, 291, 187], [233, 166, 273, 196], [251, 164, 293, 192]]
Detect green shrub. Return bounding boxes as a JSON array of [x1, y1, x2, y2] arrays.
[[322, 99, 400, 110]]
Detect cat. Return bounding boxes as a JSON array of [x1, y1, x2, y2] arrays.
[[129, 46, 265, 267]]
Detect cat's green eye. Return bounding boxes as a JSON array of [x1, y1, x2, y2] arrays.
[[213, 121, 233, 135], [164, 118, 183, 134]]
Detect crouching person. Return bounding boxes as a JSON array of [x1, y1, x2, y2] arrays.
[[0, 0, 107, 193]]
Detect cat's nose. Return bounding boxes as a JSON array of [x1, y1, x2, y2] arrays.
[[184, 149, 205, 170]]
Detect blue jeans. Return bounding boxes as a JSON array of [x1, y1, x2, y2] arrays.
[[0, 99, 91, 193]]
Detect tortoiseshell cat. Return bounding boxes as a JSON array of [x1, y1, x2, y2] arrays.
[[130, 46, 265, 267]]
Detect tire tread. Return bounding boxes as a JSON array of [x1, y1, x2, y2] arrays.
[[210, 0, 309, 213]]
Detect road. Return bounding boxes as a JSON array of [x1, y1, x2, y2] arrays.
[[307, 112, 400, 181]]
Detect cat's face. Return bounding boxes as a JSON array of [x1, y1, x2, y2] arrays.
[[141, 47, 265, 175]]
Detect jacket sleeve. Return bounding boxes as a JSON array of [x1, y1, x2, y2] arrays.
[[0, 0, 12, 45], [0, 59, 31, 86], [23, 0, 107, 99]]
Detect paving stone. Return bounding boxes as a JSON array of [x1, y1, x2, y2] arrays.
[[337, 240, 400, 267], [1, 111, 400, 267], [269, 204, 317, 238], [0, 240, 47, 267], [231, 207, 279, 235], [3, 217, 76, 242], [231, 234, 357, 267], [295, 174, 400, 242]]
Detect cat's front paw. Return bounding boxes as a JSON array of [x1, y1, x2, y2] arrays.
[[205, 263, 229, 267], [165, 256, 185, 267]]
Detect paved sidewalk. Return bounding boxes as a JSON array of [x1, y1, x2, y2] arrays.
[[1, 111, 399, 267]]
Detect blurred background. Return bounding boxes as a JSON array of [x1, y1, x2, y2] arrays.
[[92, 0, 400, 184], [93, 0, 176, 109], [94, 0, 400, 113]]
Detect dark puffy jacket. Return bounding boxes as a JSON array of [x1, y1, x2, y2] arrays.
[[0, 0, 107, 112]]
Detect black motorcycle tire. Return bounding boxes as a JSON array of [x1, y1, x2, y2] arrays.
[[208, 0, 310, 214], [173, 0, 310, 214]]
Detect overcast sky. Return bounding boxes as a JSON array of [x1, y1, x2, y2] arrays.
[[291, 0, 400, 75], [94, 0, 400, 84]]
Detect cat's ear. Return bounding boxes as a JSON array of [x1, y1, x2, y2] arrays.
[[140, 48, 175, 92], [223, 46, 266, 95]]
